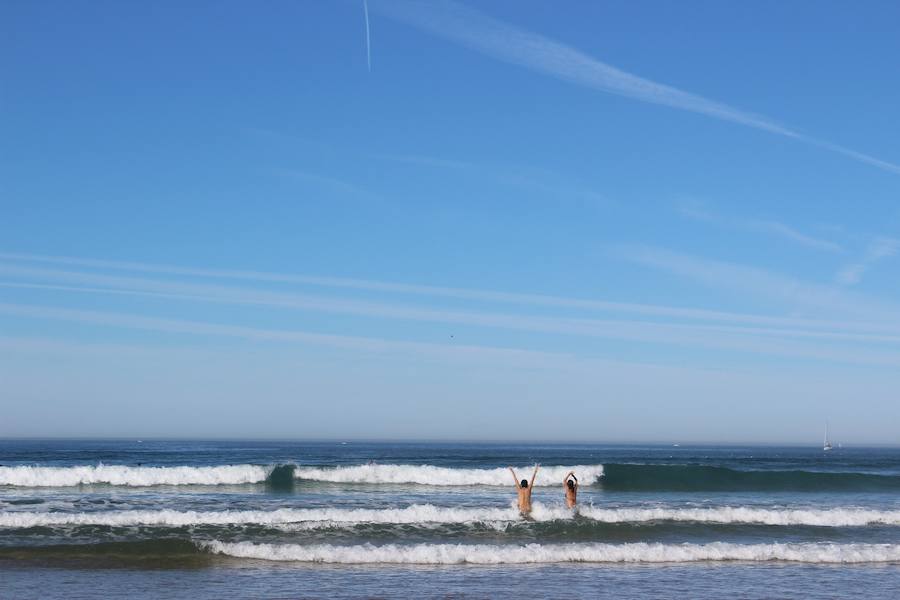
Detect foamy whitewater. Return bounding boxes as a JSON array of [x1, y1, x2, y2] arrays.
[[3, 441, 899, 598], [4, 505, 900, 529], [203, 541, 900, 564], [291, 464, 605, 486], [0, 464, 272, 487], [0, 463, 603, 487]]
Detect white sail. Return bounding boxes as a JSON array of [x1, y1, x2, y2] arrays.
[[823, 422, 832, 451]]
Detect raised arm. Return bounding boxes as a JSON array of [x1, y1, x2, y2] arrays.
[[508, 467, 519, 487], [530, 464, 540, 488], [563, 470, 575, 485]]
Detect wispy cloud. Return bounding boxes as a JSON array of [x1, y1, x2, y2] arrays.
[[242, 127, 330, 149], [753, 221, 843, 253], [490, 165, 607, 205], [249, 130, 605, 205], [363, 0, 372, 72], [1, 251, 893, 333], [4, 299, 900, 369], [617, 244, 900, 323], [0, 302, 583, 370], [675, 204, 897, 284], [5, 257, 900, 367], [270, 168, 374, 198], [836, 236, 900, 285], [373, 153, 474, 170], [372, 0, 900, 175], [375, 154, 607, 205], [678, 203, 843, 253]]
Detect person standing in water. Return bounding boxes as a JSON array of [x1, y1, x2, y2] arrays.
[[508, 464, 540, 515], [563, 471, 578, 508]]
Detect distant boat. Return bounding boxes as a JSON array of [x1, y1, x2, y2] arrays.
[[823, 422, 832, 451]]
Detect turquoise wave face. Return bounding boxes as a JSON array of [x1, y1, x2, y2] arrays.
[[598, 463, 900, 492]]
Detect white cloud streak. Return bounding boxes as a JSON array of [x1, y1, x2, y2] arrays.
[[753, 221, 843, 253], [836, 237, 900, 285], [1, 263, 899, 342], [678, 204, 843, 253], [271, 168, 373, 197], [4, 300, 900, 369], [619, 244, 900, 323], [373, 153, 474, 170], [374, 154, 607, 205], [363, 0, 372, 72], [0, 251, 882, 332], [372, 0, 900, 175], [5, 259, 900, 367], [0, 304, 646, 374]]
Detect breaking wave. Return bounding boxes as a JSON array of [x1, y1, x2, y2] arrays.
[[0, 505, 516, 529], [0, 463, 600, 488], [0, 464, 273, 487], [292, 464, 604, 486], [4, 504, 899, 529], [573, 505, 900, 527], [5, 461, 896, 492], [203, 541, 900, 564]]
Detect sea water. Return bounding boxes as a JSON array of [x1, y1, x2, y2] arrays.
[[1, 440, 898, 598]]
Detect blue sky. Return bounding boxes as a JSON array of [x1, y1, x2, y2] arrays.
[[2, 1, 899, 443]]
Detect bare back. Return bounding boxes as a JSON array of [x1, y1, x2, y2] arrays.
[[509, 465, 540, 515], [564, 471, 578, 508], [517, 485, 533, 513]]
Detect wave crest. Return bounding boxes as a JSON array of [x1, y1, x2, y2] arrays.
[[4, 504, 898, 529], [203, 541, 900, 564], [575, 505, 900, 527], [0, 464, 601, 488], [0, 464, 272, 487], [0, 505, 516, 528], [293, 464, 604, 486]]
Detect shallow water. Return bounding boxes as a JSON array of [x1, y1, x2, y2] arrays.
[[2, 563, 900, 600], [1, 440, 898, 598]]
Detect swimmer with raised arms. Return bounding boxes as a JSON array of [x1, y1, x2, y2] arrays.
[[508, 464, 540, 515]]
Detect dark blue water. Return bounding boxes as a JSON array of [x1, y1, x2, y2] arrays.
[[1, 440, 899, 598]]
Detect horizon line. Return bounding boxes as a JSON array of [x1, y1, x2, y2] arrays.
[[0, 436, 893, 447]]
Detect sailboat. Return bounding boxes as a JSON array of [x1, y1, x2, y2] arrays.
[[823, 422, 833, 451]]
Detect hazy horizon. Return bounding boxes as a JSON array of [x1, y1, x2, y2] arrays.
[[0, 433, 890, 448]]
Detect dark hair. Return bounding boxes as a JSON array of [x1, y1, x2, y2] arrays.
[[567, 479, 575, 490], [520, 479, 528, 488]]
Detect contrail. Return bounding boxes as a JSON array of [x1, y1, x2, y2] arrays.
[[363, 0, 371, 72], [371, 0, 900, 176]]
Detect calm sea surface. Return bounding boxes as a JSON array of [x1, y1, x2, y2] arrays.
[[1, 440, 898, 598]]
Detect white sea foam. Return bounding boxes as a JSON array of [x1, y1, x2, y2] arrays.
[[292, 464, 604, 486], [0, 464, 603, 487], [203, 541, 900, 564], [0, 463, 600, 488], [0, 505, 518, 528], [3, 504, 898, 529], [0, 464, 272, 487], [574, 506, 900, 527]]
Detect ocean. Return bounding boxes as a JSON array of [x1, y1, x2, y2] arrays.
[[1, 440, 898, 598]]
